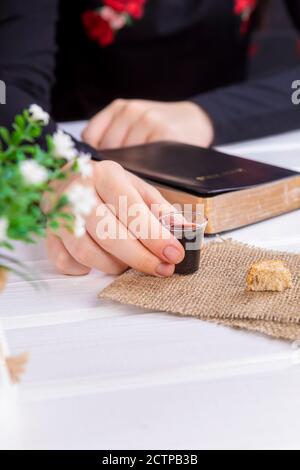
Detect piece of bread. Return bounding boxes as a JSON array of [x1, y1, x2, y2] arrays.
[[247, 260, 293, 292]]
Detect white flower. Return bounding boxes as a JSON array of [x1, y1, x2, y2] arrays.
[[74, 214, 86, 238], [20, 160, 49, 185], [0, 218, 8, 242], [67, 184, 97, 216], [29, 104, 50, 126], [77, 152, 93, 178], [52, 130, 77, 161]]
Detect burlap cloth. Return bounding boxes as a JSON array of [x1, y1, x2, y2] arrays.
[[99, 240, 300, 341]]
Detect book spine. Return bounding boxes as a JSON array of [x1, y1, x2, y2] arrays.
[[206, 176, 300, 234], [156, 176, 300, 234]]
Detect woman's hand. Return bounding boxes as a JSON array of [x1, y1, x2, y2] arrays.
[[46, 161, 185, 277], [82, 100, 214, 149]]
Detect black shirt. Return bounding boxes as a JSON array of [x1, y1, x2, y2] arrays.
[[0, 0, 300, 146]]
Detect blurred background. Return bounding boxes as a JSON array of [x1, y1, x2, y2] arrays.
[[251, 0, 300, 78]]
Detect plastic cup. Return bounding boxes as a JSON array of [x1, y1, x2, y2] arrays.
[[160, 212, 207, 275]]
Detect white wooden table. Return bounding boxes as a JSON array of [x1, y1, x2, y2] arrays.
[[1, 124, 300, 450]]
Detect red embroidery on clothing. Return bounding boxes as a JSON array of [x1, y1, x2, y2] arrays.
[[234, 0, 258, 34], [82, 0, 146, 47]]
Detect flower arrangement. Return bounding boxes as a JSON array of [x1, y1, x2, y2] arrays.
[[0, 105, 96, 284], [82, 0, 146, 47]]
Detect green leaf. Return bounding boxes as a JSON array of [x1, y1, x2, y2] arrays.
[[49, 220, 60, 230], [15, 114, 26, 130], [0, 241, 13, 250], [46, 135, 54, 153], [19, 145, 37, 155], [23, 109, 30, 120], [55, 194, 69, 210], [0, 127, 10, 145], [30, 126, 42, 139], [57, 212, 73, 221]]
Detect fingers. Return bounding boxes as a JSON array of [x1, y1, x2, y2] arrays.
[[47, 228, 127, 277], [122, 110, 163, 147], [46, 159, 184, 278], [82, 99, 126, 148], [85, 202, 175, 277], [99, 101, 147, 149], [50, 183, 174, 278], [82, 100, 173, 150], [46, 233, 91, 276], [82, 98, 214, 151], [94, 162, 185, 266], [147, 127, 177, 144], [127, 172, 175, 217], [60, 228, 128, 275]]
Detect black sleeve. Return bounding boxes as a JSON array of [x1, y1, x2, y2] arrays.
[[193, 66, 300, 145], [285, 0, 300, 30], [0, 0, 95, 156], [0, 0, 59, 133], [191, 1, 300, 145]]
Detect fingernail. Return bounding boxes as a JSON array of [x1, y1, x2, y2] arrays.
[[156, 263, 175, 277], [163, 246, 183, 264]]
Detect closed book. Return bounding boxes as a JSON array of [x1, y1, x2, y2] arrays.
[[98, 142, 300, 234]]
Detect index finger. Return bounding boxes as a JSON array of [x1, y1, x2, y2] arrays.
[[82, 99, 126, 148], [94, 162, 185, 266]]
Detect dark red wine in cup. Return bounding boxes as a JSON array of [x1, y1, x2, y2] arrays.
[[170, 222, 202, 275]]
